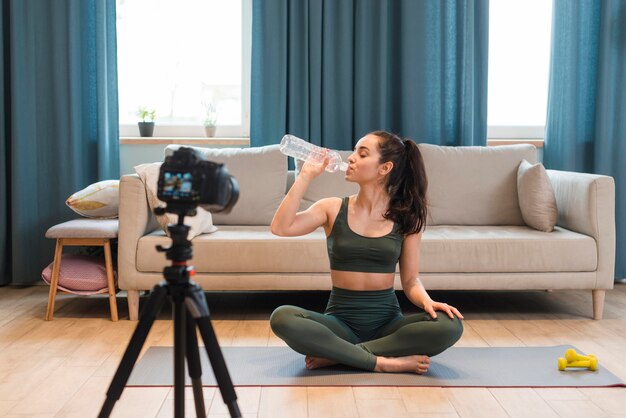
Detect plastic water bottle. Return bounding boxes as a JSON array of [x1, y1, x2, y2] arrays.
[[279, 135, 348, 173]]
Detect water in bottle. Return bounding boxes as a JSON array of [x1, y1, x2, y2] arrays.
[[279, 135, 348, 173]]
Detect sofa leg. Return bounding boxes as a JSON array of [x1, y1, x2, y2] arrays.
[[592, 289, 605, 320], [127, 289, 140, 321]]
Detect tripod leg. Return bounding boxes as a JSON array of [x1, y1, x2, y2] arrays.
[[173, 295, 186, 418], [186, 311, 207, 417], [99, 283, 168, 418], [196, 317, 241, 418], [185, 286, 241, 418]]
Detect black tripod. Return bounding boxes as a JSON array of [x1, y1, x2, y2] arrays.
[[99, 212, 241, 418]]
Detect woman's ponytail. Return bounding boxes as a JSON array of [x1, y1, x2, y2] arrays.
[[371, 131, 428, 235]]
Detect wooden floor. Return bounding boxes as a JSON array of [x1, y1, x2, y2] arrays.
[[1, 284, 626, 418]]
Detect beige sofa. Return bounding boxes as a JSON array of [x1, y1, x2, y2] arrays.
[[118, 143, 615, 321]]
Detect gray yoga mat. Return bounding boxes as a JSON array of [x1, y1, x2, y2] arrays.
[[127, 345, 625, 387]]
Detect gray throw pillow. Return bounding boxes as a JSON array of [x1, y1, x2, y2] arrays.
[[419, 143, 537, 226], [165, 145, 288, 225], [517, 159, 558, 232]]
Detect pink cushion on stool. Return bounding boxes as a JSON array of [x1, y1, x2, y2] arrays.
[[42, 254, 116, 295]]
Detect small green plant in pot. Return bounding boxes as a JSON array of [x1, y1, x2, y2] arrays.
[[203, 102, 217, 137], [137, 106, 156, 137]]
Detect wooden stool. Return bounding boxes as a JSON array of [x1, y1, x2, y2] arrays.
[[44, 219, 119, 321]]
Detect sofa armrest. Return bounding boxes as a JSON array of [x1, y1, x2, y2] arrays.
[[546, 169, 615, 288], [118, 174, 160, 290]]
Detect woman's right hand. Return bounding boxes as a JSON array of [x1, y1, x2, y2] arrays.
[[271, 150, 332, 237], [298, 151, 330, 181]]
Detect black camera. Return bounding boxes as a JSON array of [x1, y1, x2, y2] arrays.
[[157, 147, 239, 215]]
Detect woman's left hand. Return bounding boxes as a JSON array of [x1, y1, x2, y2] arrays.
[[423, 300, 464, 320]]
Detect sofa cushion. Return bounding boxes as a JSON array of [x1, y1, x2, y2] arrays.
[[294, 144, 538, 225], [517, 160, 558, 232], [295, 150, 358, 208], [165, 145, 287, 225], [419, 225, 596, 273], [136, 225, 596, 274], [137, 226, 329, 273], [419, 143, 537, 226]]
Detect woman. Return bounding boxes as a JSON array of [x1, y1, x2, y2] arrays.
[[270, 131, 463, 374]]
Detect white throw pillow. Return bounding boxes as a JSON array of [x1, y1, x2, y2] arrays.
[[66, 180, 120, 219], [517, 159, 558, 232], [134, 162, 218, 239]]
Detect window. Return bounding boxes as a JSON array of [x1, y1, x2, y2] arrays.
[[116, 0, 251, 137], [488, 0, 553, 139]]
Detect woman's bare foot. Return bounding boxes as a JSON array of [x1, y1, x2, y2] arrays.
[[373, 355, 430, 374], [305, 355, 338, 369]]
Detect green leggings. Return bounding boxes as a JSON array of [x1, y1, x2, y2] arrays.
[[270, 287, 463, 371]]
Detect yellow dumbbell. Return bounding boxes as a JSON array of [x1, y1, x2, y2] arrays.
[[558, 348, 598, 371], [564, 348, 596, 363]]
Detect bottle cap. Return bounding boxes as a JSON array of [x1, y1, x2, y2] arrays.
[[339, 161, 349, 171]]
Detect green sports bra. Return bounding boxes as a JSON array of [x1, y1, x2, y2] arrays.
[[327, 197, 404, 273]]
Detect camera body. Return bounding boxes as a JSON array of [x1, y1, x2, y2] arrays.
[[157, 147, 239, 215]]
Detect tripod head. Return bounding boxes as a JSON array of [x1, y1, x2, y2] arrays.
[[154, 207, 196, 284], [155, 207, 195, 262]]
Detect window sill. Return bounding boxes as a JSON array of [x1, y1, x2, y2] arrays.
[[120, 137, 250, 146], [487, 139, 544, 148]]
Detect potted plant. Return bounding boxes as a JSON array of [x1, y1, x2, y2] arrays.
[[137, 106, 156, 137], [203, 102, 217, 137]]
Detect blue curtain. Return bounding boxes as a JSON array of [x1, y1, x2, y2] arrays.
[[544, 0, 626, 280], [0, 0, 119, 285], [251, 0, 488, 150], [0, 1, 8, 286]]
